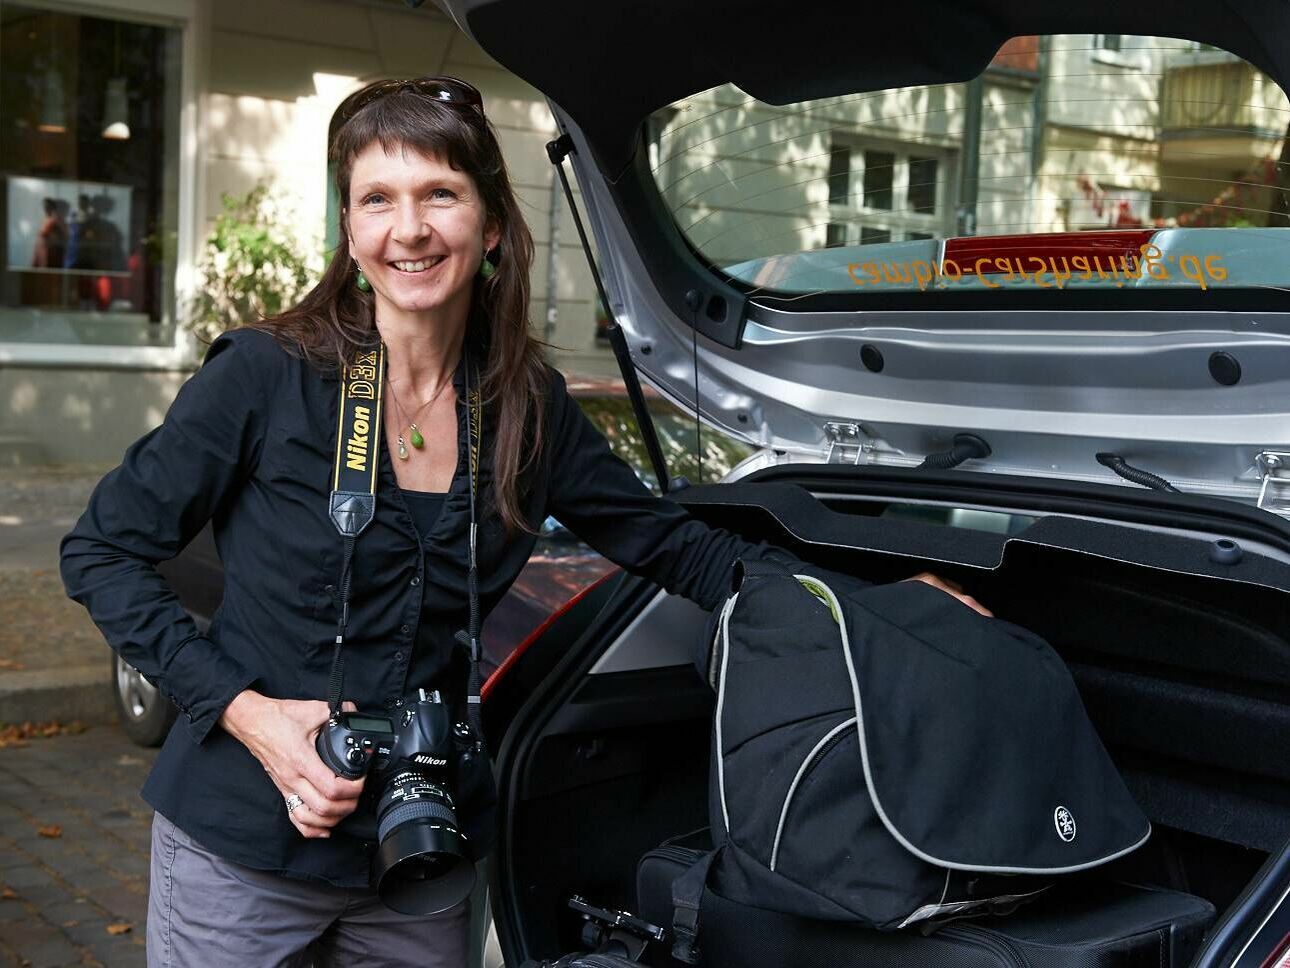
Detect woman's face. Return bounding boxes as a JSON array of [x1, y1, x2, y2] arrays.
[[346, 140, 499, 327]]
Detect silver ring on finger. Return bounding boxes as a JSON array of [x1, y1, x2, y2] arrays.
[[284, 793, 305, 815]]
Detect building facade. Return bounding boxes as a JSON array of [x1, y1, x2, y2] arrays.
[[1, 0, 610, 464], [3, 6, 1287, 463]]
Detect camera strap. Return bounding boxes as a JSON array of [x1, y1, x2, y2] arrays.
[[326, 343, 385, 717], [326, 342, 487, 739], [461, 357, 486, 737]]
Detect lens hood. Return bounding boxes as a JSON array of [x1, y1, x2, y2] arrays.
[[375, 818, 475, 915]]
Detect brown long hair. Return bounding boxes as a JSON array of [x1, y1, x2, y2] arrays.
[[258, 84, 548, 535]]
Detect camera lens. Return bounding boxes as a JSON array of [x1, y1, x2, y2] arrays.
[[373, 771, 474, 915]]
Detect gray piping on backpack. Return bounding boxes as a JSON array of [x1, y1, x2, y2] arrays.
[[714, 592, 740, 836], [897, 886, 1054, 930], [802, 575, 1152, 876], [769, 716, 858, 871], [709, 593, 736, 690]]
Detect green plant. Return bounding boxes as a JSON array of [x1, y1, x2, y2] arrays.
[[187, 182, 323, 342]]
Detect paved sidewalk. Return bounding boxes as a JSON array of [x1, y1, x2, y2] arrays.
[[0, 723, 156, 967], [0, 465, 117, 727]]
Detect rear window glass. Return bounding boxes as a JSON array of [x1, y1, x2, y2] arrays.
[[646, 34, 1290, 295]]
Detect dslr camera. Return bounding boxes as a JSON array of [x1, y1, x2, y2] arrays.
[[316, 688, 481, 914]]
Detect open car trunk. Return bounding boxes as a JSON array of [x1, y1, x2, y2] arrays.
[[435, 1, 1290, 963], [482, 470, 1290, 967]]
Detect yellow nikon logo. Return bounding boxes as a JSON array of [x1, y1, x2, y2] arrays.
[[346, 405, 372, 472], [347, 350, 377, 399]]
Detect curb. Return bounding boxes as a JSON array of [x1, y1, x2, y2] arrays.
[[0, 665, 115, 726]]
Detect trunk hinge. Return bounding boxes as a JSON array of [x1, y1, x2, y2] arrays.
[[546, 133, 675, 493], [1256, 451, 1290, 513], [824, 422, 870, 465]]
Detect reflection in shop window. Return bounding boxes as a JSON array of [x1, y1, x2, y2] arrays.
[[0, 5, 181, 347]]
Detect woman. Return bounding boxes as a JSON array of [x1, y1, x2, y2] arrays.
[[31, 197, 67, 268], [61, 77, 986, 967]]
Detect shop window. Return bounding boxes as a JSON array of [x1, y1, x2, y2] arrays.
[[0, 4, 182, 347]]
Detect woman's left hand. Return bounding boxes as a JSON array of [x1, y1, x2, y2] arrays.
[[903, 571, 993, 617]]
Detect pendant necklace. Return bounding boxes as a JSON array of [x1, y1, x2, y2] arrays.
[[386, 373, 452, 460]]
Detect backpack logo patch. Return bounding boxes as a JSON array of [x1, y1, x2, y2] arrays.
[[1054, 806, 1077, 843]]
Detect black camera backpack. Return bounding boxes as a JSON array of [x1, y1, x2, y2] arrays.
[[671, 558, 1151, 959]]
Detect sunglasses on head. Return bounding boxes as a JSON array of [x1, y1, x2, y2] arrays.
[[329, 76, 484, 147]]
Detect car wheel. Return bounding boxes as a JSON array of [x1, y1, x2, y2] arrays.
[[111, 653, 177, 747]]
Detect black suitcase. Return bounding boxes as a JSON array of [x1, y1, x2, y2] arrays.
[[637, 840, 1216, 968]]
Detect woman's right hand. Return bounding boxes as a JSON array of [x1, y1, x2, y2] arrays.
[[219, 690, 367, 839]]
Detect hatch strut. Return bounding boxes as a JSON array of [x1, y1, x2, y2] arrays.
[[1096, 453, 1179, 492], [546, 133, 673, 494]]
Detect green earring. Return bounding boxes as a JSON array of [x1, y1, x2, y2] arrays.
[[478, 255, 495, 279], [355, 268, 372, 292]]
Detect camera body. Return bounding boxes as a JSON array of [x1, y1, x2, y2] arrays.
[[316, 688, 474, 782], [315, 689, 481, 915]]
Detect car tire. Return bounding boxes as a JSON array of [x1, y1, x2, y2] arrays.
[[111, 653, 178, 747]]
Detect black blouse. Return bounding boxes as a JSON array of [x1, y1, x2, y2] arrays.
[[399, 488, 448, 540], [60, 327, 789, 885]]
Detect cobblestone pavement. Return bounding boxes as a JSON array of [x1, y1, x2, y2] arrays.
[[0, 723, 156, 967]]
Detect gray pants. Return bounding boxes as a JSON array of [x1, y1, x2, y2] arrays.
[[147, 813, 469, 967]]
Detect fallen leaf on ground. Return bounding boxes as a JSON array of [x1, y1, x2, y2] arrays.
[[0, 720, 88, 748], [0, 659, 25, 670], [106, 923, 132, 936], [37, 824, 62, 838], [1, 886, 17, 900]]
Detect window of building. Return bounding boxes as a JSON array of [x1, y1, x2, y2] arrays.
[[0, 4, 182, 347], [862, 149, 895, 209], [826, 138, 951, 245], [1091, 32, 1149, 69], [826, 145, 850, 205], [651, 34, 1289, 297]]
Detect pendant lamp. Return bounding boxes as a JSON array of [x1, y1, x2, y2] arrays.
[[102, 78, 130, 140], [102, 26, 130, 140], [38, 69, 67, 133]]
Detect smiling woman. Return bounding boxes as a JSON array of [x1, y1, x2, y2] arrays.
[[60, 74, 884, 966], [347, 148, 497, 326], [271, 76, 545, 530]]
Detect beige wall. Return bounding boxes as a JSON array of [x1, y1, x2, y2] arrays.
[[2, 0, 618, 466], [1, 366, 189, 464], [203, 0, 613, 376]]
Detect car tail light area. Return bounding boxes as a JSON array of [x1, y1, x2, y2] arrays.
[[942, 230, 1157, 273], [481, 569, 621, 703], [1262, 936, 1290, 968]]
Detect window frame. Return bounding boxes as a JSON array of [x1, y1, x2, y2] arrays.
[[0, 0, 205, 369], [824, 137, 955, 248], [1091, 33, 1150, 70]]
